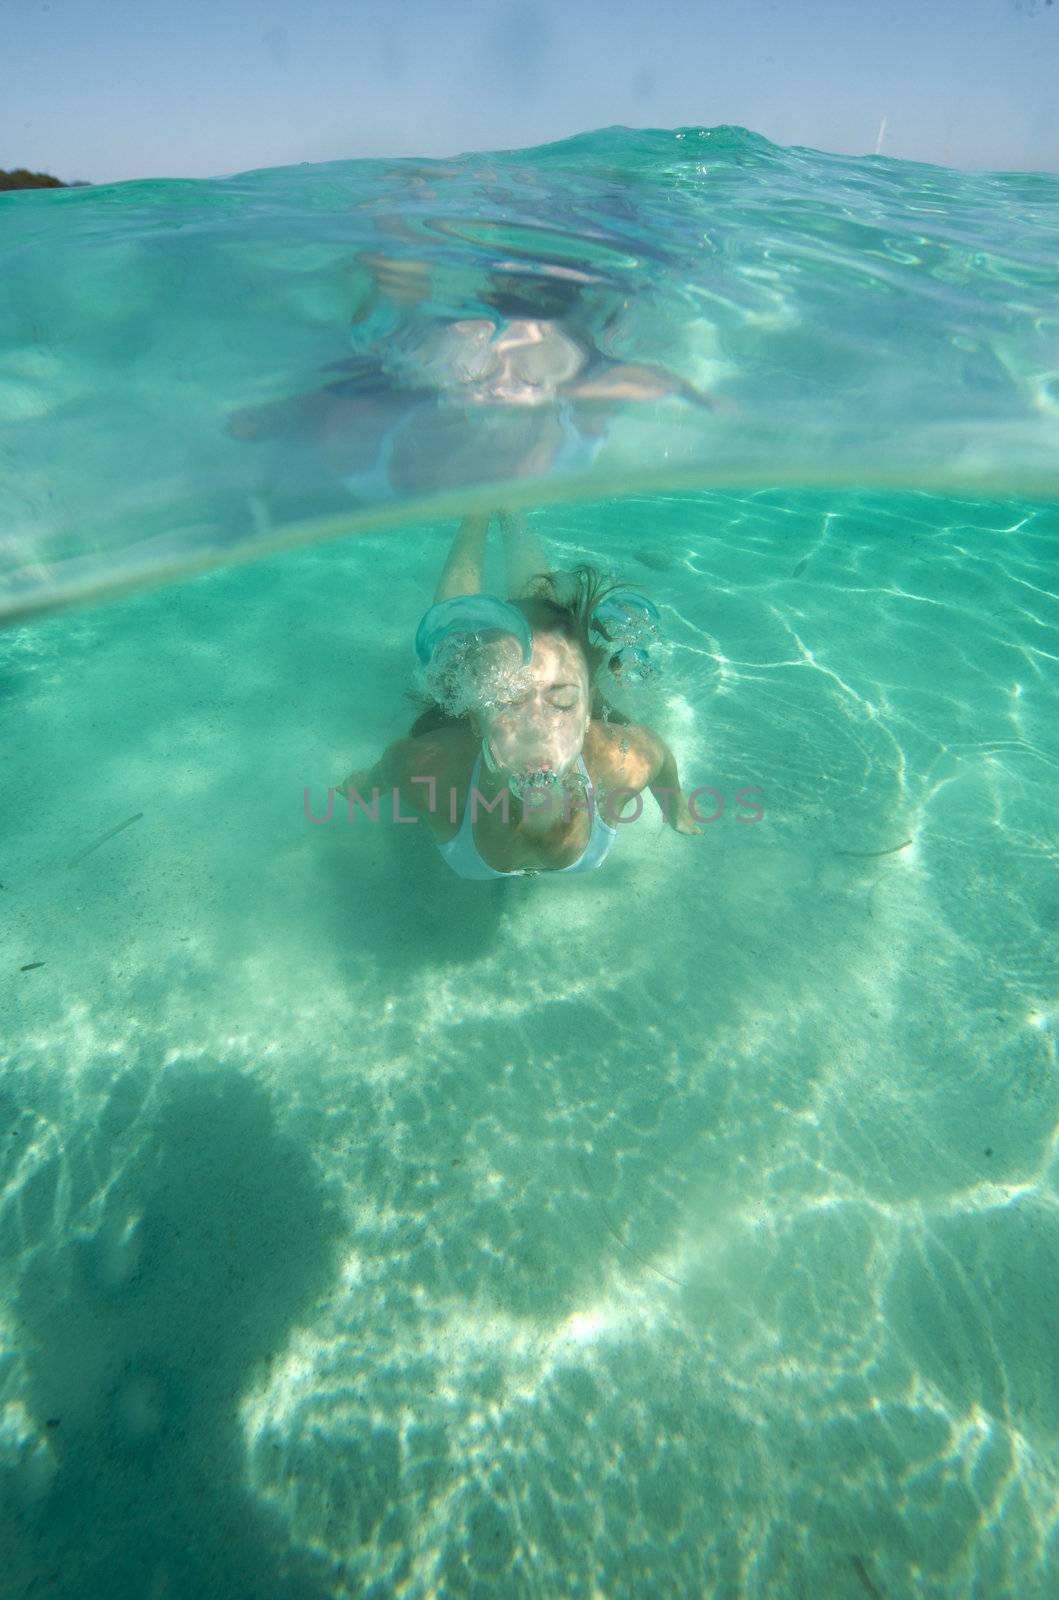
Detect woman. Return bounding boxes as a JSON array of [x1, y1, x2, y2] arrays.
[[227, 261, 715, 504], [340, 512, 703, 879]]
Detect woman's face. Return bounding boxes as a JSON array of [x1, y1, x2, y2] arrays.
[[477, 631, 591, 780]]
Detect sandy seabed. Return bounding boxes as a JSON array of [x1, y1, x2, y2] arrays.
[[2, 489, 1058, 1599]]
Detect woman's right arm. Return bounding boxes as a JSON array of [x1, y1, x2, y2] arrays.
[[338, 736, 446, 815]]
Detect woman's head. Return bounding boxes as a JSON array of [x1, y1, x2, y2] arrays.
[[466, 569, 630, 783], [407, 567, 645, 766], [470, 627, 592, 781]]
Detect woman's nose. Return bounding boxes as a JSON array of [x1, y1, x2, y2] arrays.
[[523, 695, 557, 725]]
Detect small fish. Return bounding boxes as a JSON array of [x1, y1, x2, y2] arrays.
[[791, 557, 810, 577], [836, 838, 913, 860], [67, 811, 144, 869], [850, 1554, 884, 1600], [635, 546, 675, 572], [20, 961, 45, 972]]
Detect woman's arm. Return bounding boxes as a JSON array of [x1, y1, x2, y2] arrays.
[[647, 734, 705, 834], [339, 756, 385, 800], [616, 724, 705, 835], [338, 736, 447, 815]]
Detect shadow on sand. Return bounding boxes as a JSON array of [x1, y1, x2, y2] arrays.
[[6, 1065, 345, 1599]]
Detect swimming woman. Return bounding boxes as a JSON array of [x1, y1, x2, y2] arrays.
[[339, 512, 703, 880], [227, 260, 715, 503]]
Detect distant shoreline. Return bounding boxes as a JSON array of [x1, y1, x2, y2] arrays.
[[0, 167, 91, 190]]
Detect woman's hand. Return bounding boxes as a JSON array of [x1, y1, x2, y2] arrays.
[[339, 767, 375, 798], [669, 794, 706, 835]]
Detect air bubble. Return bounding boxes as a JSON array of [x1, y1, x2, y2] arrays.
[[417, 633, 531, 719]]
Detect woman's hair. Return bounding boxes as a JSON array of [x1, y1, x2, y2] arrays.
[[508, 565, 632, 676], [479, 270, 585, 324], [406, 564, 636, 736]]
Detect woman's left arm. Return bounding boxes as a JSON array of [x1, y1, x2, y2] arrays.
[[635, 727, 705, 836], [643, 729, 710, 832]]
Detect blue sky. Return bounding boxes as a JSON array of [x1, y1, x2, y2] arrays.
[[5, 0, 1058, 184]]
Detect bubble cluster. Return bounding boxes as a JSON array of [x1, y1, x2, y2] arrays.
[[504, 762, 592, 804], [591, 590, 659, 643], [590, 592, 669, 721], [416, 630, 533, 721], [417, 590, 669, 735]]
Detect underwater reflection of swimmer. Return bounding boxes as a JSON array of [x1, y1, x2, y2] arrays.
[[339, 512, 704, 880], [226, 263, 715, 500]]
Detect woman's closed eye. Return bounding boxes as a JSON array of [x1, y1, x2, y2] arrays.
[[505, 690, 579, 711], [546, 682, 582, 710]]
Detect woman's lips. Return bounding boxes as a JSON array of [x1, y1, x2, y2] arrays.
[[500, 749, 552, 769]]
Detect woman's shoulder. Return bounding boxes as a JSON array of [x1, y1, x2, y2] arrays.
[[584, 718, 659, 792], [403, 721, 478, 779]]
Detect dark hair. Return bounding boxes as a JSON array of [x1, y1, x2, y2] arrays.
[[479, 271, 585, 323], [405, 564, 636, 736]]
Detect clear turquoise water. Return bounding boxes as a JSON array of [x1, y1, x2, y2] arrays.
[[1, 129, 1059, 1598], [2, 124, 1058, 621]]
